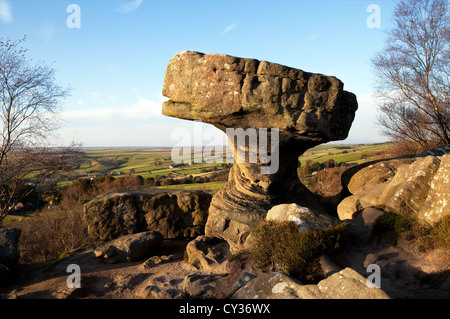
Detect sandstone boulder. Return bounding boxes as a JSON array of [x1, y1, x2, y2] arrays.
[[162, 51, 357, 138], [266, 203, 339, 232], [83, 189, 211, 241], [231, 268, 390, 299], [338, 153, 450, 225], [162, 51, 358, 249], [419, 154, 450, 224], [347, 159, 411, 194], [378, 155, 440, 221], [184, 235, 230, 272], [93, 231, 163, 263]]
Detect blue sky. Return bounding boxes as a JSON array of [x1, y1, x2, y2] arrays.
[[0, 0, 395, 147]]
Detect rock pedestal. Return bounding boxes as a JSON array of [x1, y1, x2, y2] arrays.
[[162, 51, 358, 249]]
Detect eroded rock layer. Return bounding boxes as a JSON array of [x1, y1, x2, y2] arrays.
[[162, 51, 358, 249]]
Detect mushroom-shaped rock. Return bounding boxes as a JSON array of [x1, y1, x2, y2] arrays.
[[162, 51, 358, 249]]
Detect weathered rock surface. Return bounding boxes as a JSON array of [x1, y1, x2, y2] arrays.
[[184, 235, 230, 272], [231, 268, 390, 299], [0, 228, 21, 267], [93, 231, 163, 263], [338, 154, 450, 224], [83, 189, 211, 241], [378, 156, 440, 221], [266, 203, 339, 231], [419, 154, 450, 224], [162, 51, 358, 249]]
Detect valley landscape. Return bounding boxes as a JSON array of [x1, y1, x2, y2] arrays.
[[59, 143, 388, 191]]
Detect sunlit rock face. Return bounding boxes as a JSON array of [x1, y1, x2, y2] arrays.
[[162, 51, 358, 249]]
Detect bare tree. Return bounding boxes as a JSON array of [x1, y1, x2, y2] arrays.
[[0, 37, 81, 223], [372, 0, 450, 152]]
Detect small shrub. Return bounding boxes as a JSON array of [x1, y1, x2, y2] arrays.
[[374, 211, 413, 234], [250, 220, 348, 283], [308, 167, 348, 198], [374, 212, 449, 252]]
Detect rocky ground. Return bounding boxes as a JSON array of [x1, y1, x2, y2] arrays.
[[0, 239, 256, 299], [1, 228, 449, 300]]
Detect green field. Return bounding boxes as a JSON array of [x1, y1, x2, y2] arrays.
[[155, 181, 226, 193], [58, 143, 389, 188], [58, 147, 230, 187], [299, 143, 388, 166]]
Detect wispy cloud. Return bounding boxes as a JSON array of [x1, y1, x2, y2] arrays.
[[132, 88, 162, 116], [220, 22, 238, 36], [63, 101, 161, 121], [64, 89, 162, 121], [307, 33, 321, 41], [115, 0, 143, 14], [0, 0, 13, 24]]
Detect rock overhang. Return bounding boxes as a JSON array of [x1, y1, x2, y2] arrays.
[[161, 50, 359, 249], [162, 50, 358, 144]]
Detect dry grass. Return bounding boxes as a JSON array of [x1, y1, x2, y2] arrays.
[[419, 216, 450, 252], [6, 202, 91, 264], [375, 212, 450, 253], [250, 220, 349, 283], [2, 175, 150, 264]]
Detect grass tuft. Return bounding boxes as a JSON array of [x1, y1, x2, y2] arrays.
[[250, 220, 348, 283]]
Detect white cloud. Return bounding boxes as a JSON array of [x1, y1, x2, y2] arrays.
[[63, 90, 162, 121], [220, 22, 238, 36], [0, 0, 12, 24], [62, 102, 161, 120], [115, 0, 143, 14]]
